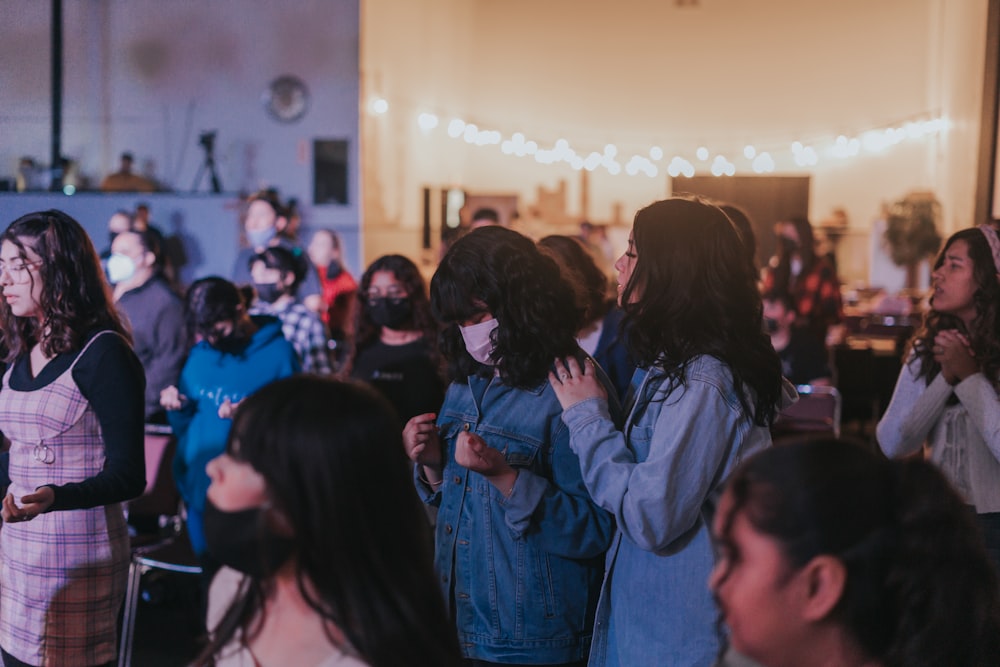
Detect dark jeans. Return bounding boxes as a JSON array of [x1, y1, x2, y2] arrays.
[[977, 511, 1000, 577], [1, 647, 112, 667]]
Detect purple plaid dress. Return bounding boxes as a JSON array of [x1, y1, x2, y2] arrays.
[[0, 332, 129, 666]]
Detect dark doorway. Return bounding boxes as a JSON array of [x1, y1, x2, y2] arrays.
[[671, 175, 810, 269]]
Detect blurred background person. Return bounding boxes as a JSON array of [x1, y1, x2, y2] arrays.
[[307, 228, 357, 367], [248, 246, 332, 375], [762, 290, 832, 387], [348, 254, 444, 424], [538, 234, 635, 401], [99, 151, 157, 192], [763, 216, 843, 344], [110, 227, 188, 424], [232, 191, 322, 312], [196, 376, 463, 667]]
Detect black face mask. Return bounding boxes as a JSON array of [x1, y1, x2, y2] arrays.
[[253, 282, 284, 304], [764, 317, 780, 334], [369, 297, 413, 330], [202, 498, 296, 578], [779, 236, 799, 256], [325, 260, 343, 280]]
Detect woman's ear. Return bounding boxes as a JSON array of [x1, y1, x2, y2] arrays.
[[799, 555, 847, 622]]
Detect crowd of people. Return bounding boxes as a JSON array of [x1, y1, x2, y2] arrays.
[[0, 198, 997, 667]]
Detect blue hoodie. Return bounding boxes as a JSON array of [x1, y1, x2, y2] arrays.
[[168, 315, 299, 554]]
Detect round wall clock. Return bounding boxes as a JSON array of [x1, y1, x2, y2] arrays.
[[262, 75, 310, 123]]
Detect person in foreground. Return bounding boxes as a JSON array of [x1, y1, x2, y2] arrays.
[[0, 210, 146, 667], [876, 225, 1000, 571], [196, 376, 462, 667], [404, 226, 615, 665], [710, 437, 1000, 667], [550, 197, 786, 666]]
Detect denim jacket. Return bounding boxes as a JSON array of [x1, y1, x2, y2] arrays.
[[416, 371, 616, 664], [561, 356, 772, 667]]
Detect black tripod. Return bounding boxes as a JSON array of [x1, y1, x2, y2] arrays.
[[191, 131, 222, 193]]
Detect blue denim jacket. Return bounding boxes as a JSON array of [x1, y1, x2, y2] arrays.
[[561, 356, 772, 667], [417, 372, 616, 664]]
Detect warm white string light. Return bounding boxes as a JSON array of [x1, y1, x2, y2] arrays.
[[391, 101, 947, 178]]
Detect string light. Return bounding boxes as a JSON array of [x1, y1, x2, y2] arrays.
[[393, 102, 948, 178]]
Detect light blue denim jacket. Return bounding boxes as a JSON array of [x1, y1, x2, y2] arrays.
[[416, 372, 616, 664], [561, 356, 772, 667]]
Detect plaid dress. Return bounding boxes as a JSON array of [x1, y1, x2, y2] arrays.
[[0, 332, 129, 666]]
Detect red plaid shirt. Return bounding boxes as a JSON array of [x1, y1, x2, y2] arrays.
[[763, 257, 843, 339]]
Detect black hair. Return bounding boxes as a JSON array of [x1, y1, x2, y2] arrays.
[[909, 227, 1000, 389], [1, 209, 130, 362], [716, 437, 1000, 666], [470, 207, 499, 224], [717, 203, 757, 271], [354, 254, 439, 353], [250, 245, 304, 292], [538, 234, 613, 324], [431, 226, 583, 388], [197, 376, 463, 667], [621, 197, 783, 426], [247, 190, 288, 220], [769, 216, 818, 293], [184, 276, 247, 342]]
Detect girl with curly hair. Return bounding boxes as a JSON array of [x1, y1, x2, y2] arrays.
[[550, 197, 786, 666], [878, 225, 1000, 571], [348, 254, 445, 424], [711, 437, 1000, 667], [402, 226, 616, 666], [0, 210, 146, 667]]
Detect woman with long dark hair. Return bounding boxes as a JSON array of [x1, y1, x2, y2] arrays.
[[197, 376, 462, 667], [877, 225, 1000, 571], [348, 254, 444, 423], [550, 197, 785, 666], [0, 210, 146, 667], [711, 437, 1000, 667], [403, 226, 615, 666]]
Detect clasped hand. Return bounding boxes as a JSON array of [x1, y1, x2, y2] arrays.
[[548, 356, 606, 409], [2, 487, 55, 523], [933, 329, 978, 385]]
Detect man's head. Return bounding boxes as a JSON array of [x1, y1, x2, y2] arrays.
[[470, 207, 501, 229]]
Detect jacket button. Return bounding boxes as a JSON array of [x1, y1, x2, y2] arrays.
[[444, 524, 453, 534], [453, 475, 461, 484], [463, 423, 471, 431]]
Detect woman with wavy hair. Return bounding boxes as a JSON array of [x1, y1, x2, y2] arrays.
[[348, 254, 444, 424], [403, 226, 615, 666], [878, 225, 1000, 571], [550, 197, 785, 666], [196, 376, 462, 667], [0, 210, 146, 667], [711, 437, 1000, 667]]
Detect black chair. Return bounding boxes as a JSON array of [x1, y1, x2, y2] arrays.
[[772, 384, 842, 439]]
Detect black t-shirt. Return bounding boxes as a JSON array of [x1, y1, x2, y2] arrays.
[[351, 339, 445, 423]]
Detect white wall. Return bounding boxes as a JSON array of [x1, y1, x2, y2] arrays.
[[360, 0, 990, 282], [0, 0, 362, 274]]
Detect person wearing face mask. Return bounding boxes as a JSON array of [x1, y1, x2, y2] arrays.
[[347, 255, 444, 424], [194, 376, 463, 667], [248, 246, 332, 375], [307, 229, 358, 362], [110, 229, 188, 424], [160, 277, 299, 612], [762, 217, 843, 344], [762, 290, 832, 387], [231, 191, 323, 312], [402, 227, 617, 666]]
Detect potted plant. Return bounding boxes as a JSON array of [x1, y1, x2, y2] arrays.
[[883, 190, 942, 289]]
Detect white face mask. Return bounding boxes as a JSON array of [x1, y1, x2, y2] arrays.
[[106, 253, 136, 284], [459, 318, 499, 366]]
